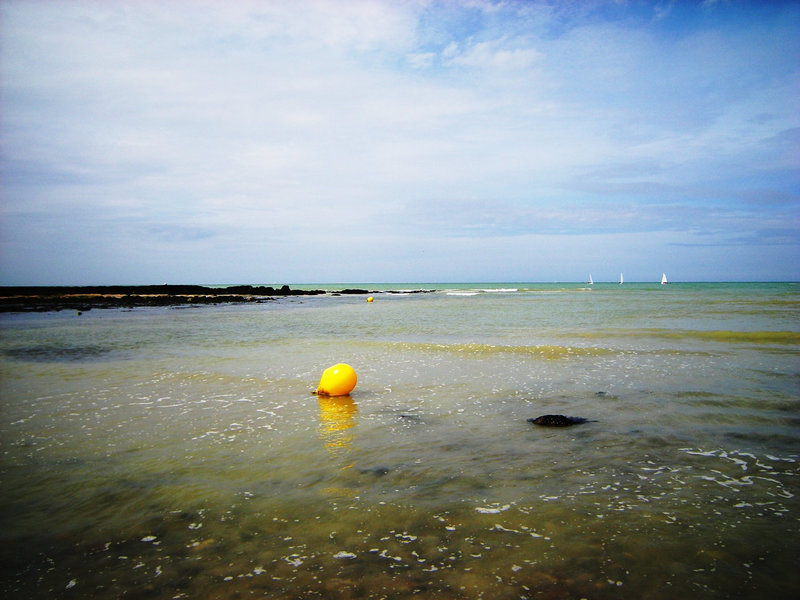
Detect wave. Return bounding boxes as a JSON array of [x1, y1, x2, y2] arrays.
[[444, 288, 519, 296]]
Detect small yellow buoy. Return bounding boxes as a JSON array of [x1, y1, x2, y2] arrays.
[[367, 296, 374, 303], [315, 363, 357, 396]]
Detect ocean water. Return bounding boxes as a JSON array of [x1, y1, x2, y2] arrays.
[[1, 282, 798, 599]]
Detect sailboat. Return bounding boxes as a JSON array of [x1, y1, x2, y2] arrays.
[[588, 274, 593, 285], [661, 273, 668, 285], [619, 273, 623, 285]]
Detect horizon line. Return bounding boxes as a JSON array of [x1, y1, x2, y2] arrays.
[[2, 280, 798, 288]]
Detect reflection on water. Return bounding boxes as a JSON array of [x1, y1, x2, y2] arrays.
[[318, 395, 358, 454], [318, 395, 359, 500]]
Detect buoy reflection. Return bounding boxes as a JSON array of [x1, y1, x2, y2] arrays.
[[318, 395, 358, 454]]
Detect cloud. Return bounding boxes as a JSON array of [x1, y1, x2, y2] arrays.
[[1, 0, 798, 284], [443, 38, 541, 70]]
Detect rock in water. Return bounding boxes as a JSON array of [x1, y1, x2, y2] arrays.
[[527, 414, 589, 427], [358, 466, 390, 476]]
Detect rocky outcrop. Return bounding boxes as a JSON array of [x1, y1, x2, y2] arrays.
[[0, 285, 439, 312], [527, 415, 592, 427], [0, 284, 326, 312]]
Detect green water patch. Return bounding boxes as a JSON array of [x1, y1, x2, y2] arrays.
[[2, 343, 118, 362], [567, 329, 800, 345], [656, 329, 800, 344], [374, 341, 619, 360]]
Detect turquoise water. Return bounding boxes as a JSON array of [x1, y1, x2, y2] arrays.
[[1, 282, 798, 599]]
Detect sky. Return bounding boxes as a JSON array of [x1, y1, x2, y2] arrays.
[[1, 0, 798, 285]]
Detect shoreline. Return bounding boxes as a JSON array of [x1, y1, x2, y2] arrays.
[[0, 285, 436, 313]]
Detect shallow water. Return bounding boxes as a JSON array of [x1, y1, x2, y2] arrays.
[[1, 283, 798, 598]]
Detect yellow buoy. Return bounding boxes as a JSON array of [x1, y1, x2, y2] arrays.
[[315, 363, 357, 396], [367, 296, 374, 303]]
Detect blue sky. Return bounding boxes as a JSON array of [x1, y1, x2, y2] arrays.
[[1, 0, 798, 284]]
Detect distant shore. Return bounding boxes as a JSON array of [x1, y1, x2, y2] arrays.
[[0, 285, 435, 312]]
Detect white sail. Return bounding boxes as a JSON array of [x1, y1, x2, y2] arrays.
[[619, 273, 623, 284], [588, 274, 593, 285], [661, 273, 668, 285]]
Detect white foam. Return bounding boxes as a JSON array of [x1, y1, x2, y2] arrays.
[[284, 554, 305, 567], [766, 454, 796, 463], [476, 504, 510, 514], [492, 523, 521, 533], [378, 549, 403, 562]]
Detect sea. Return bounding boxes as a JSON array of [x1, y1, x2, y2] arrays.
[[1, 282, 798, 599]]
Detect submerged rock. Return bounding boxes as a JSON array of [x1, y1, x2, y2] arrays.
[[358, 466, 390, 476], [527, 414, 591, 427]]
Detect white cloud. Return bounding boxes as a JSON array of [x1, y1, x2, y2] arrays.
[[444, 38, 541, 70], [407, 51, 436, 69], [1, 0, 798, 284]]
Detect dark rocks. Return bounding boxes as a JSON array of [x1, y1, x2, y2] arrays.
[[358, 466, 390, 476], [0, 285, 440, 312], [0, 285, 324, 312], [225, 284, 325, 296], [527, 414, 592, 427]]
